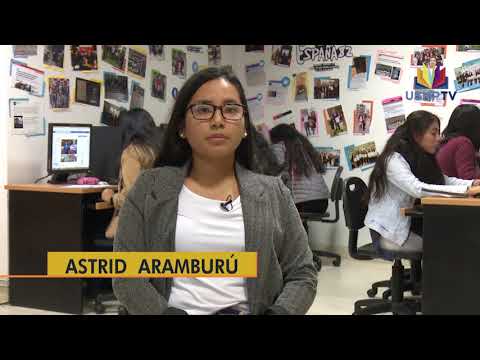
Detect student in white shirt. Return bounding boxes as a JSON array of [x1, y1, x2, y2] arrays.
[[365, 110, 480, 253]]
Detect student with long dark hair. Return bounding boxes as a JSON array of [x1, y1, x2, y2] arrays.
[[436, 104, 480, 179], [101, 109, 159, 239], [365, 110, 480, 253], [269, 124, 329, 214], [113, 67, 317, 315]]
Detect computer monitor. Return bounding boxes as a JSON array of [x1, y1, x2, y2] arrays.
[[90, 125, 123, 184], [47, 123, 92, 183]]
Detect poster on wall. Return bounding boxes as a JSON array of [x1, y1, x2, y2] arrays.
[[104, 72, 128, 103], [266, 80, 288, 106], [10, 60, 45, 97], [245, 61, 266, 86], [271, 45, 293, 67], [247, 94, 264, 123], [48, 77, 70, 110], [457, 45, 480, 52], [127, 47, 147, 78], [454, 58, 480, 92], [382, 96, 406, 133], [313, 77, 339, 100], [347, 55, 371, 90], [9, 98, 45, 136], [246, 45, 264, 53], [298, 108, 319, 137], [172, 49, 187, 79], [101, 101, 126, 127], [315, 147, 341, 170], [208, 45, 221, 66], [130, 81, 145, 109], [71, 45, 98, 71], [75, 78, 101, 107], [323, 105, 348, 137], [151, 69, 167, 101], [374, 49, 403, 83], [102, 45, 127, 72], [43, 45, 65, 70], [344, 141, 378, 171], [353, 100, 373, 135], [12, 45, 37, 58], [293, 72, 310, 102], [411, 45, 446, 67], [149, 45, 165, 60], [460, 98, 480, 106]]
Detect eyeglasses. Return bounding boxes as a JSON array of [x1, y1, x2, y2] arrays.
[[187, 103, 245, 121]]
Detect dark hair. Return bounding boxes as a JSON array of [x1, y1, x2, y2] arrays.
[[155, 66, 255, 169], [367, 110, 444, 202], [118, 108, 158, 152], [251, 128, 282, 176], [442, 104, 480, 150], [269, 123, 325, 177]]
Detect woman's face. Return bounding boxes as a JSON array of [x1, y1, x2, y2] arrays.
[[183, 78, 246, 161], [416, 121, 441, 154]]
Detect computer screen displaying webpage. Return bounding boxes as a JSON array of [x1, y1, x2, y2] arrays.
[[51, 126, 91, 171]]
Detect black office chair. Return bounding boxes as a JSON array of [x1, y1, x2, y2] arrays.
[[298, 166, 344, 271], [342, 176, 422, 315]]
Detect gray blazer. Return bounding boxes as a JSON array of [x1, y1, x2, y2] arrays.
[[112, 162, 318, 315]]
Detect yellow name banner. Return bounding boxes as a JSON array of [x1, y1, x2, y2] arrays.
[[47, 252, 257, 278]]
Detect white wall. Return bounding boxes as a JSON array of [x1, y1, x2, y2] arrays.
[[1, 45, 234, 277], [232, 45, 480, 254]]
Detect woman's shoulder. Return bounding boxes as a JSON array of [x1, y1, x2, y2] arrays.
[[444, 135, 474, 148]]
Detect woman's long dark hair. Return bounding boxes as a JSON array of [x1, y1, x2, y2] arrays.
[[251, 127, 282, 176], [155, 66, 255, 170], [367, 110, 444, 202], [118, 108, 158, 152], [269, 123, 325, 177], [441, 104, 480, 150]]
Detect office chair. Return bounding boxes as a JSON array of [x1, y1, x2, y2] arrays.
[[298, 166, 344, 271], [342, 177, 422, 315]]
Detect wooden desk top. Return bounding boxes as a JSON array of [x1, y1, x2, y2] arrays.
[[421, 196, 480, 207], [4, 183, 116, 194]]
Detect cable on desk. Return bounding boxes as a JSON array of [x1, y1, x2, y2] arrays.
[[34, 174, 51, 184]]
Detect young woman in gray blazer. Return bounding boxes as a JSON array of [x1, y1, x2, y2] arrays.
[[112, 67, 318, 315]]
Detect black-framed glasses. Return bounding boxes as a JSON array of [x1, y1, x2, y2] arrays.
[[187, 103, 246, 121]]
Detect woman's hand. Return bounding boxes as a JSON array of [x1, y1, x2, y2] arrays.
[[102, 188, 115, 204], [467, 185, 480, 197]]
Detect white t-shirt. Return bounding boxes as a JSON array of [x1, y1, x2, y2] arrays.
[[167, 185, 249, 315]]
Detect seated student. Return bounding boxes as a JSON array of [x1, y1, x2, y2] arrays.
[[365, 110, 480, 253], [436, 104, 480, 179], [269, 124, 330, 214], [101, 109, 159, 239], [112, 67, 317, 315]]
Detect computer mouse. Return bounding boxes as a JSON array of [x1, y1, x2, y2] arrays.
[[98, 181, 109, 186]]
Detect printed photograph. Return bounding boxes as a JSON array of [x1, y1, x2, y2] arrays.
[[315, 147, 341, 169], [71, 45, 98, 71], [75, 78, 100, 107], [128, 48, 147, 78], [344, 141, 378, 171], [271, 45, 293, 67], [454, 58, 480, 92], [245, 61, 266, 86], [457, 45, 480, 52], [298, 108, 319, 137], [101, 101, 126, 127], [172, 49, 186, 78], [353, 101, 373, 135], [13, 45, 37, 58], [102, 45, 127, 72], [151, 69, 167, 100], [49, 78, 70, 109], [411, 46, 446, 67], [314, 78, 340, 100], [14, 115, 23, 129], [323, 105, 348, 137], [208, 45, 221, 66], [293, 72, 309, 102], [43, 45, 65, 69], [130, 81, 145, 110], [149, 45, 165, 61], [245, 45, 264, 52], [104, 72, 128, 103]]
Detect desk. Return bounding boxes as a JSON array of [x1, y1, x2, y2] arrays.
[[421, 196, 480, 314], [5, 184, 115, 314]]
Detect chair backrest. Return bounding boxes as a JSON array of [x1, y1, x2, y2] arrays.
[[330, 166, 344, 202], [343, 177, 368, 231]]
